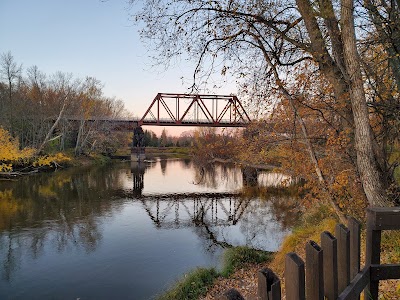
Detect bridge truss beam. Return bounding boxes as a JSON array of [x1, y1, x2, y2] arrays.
[[139, 93, 251, 127]]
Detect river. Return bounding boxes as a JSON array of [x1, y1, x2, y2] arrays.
[[0, 158, 299, 299]]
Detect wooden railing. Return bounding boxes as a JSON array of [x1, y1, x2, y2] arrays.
[[219, 207, 400, 300]]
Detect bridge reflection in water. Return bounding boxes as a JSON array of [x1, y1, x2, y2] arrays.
[[129, 161, 257, 230], [139, 196, 250, 229], [128, 162, 288, 236]]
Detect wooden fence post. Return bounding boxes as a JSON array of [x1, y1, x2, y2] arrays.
[[321, 231, 338, 299], [336, 224, 350, 294], [349, 217, 361, 300], [365, 208, 382, 300], [306, 241, 324, 300], [285, 252, 305, 300], [348, 217, 361, 278], [258, 268, 281, 300]]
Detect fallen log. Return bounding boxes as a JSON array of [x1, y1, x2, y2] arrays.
[[0, 169, 39, 178]]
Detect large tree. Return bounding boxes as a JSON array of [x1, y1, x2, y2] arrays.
[[133, 0, 399, 206]]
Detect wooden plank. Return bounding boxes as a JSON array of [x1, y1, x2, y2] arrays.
[[285, 252, 305, 300], [348, 217, 361, 300], [306, 241, 324, 300], [370, 264, 400, 280], [258, 268, 281, 300], [365, 210, 382, 300], [366, 210, 382, 265], [348, 217, 361, 279], [258, 269, 269, 300], [366, 207, 400, 230], [270, 278, 282, 300], [337, 267, 370, 300], [336, 224, 350, 294], [217, 288, 245, 300], [321, 231, 338, 299]]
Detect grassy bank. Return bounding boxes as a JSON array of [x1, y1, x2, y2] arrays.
[[269, 204, 337, 275], [156, 246, 273, 300], [113, 147, 191, 159], [146, 147, 191, 158]]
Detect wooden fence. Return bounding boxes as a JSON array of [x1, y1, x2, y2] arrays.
[[219, 207, 400, 300]]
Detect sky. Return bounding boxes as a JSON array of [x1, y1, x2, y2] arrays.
[[0, 0, 237, 136]]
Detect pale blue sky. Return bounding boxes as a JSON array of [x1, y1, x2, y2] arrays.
[[0, 0, 236, 135]]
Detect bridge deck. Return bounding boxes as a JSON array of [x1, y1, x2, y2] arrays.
[[64, 117, 249, 130]]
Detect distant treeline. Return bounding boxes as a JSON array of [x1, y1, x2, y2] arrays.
[[0, 51, 131, 155], [143, 128, 193, 147]]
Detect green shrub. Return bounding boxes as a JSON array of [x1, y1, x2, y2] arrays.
[[157, 268, 218, 300], [221, 246, 272, 278]]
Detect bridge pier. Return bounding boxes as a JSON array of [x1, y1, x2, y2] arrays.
[[132, 122, 146, 161], [131, 147, 146, 161]]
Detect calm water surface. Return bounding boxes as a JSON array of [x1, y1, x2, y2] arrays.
[[0, 159, 298, 299]]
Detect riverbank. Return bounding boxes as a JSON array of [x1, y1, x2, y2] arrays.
[[204, 205, 337, 299], [112, 147, 191, 160], [0, 152, 113, 178], [158, 204, 400, 299], [156, 247, 273, 300], [0, 147, 192, 178], [145, 146, 191, 158]]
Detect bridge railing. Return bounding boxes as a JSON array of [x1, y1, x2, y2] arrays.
[[219, 207, 400, 300]]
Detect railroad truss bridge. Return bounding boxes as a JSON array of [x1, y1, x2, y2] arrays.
[[67, 93, 251, 130]]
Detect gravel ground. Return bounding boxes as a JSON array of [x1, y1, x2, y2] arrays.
[[200, 263, 267, 300]]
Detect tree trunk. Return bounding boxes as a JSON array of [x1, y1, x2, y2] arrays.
[[75, 120, 85, 156], [37, 101, 67, 154], [341, 0, 390, 206], [296, 0, 353, 128]]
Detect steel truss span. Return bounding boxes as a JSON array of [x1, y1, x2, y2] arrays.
[[139, 93, 251, 127]]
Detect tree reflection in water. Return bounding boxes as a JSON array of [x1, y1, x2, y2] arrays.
[[192, 163, 242, 190], [160, 158, 167, 175], [0, 159, 299, 282], [0, 164, 128, 281], [191, 163, 299, 252]]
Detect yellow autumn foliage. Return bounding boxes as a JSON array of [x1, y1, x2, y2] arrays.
[[33, 153, 71, 167], [0, 127, 35, 171], [0, 128, 72, 171], [0, 163, 13, 172]]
